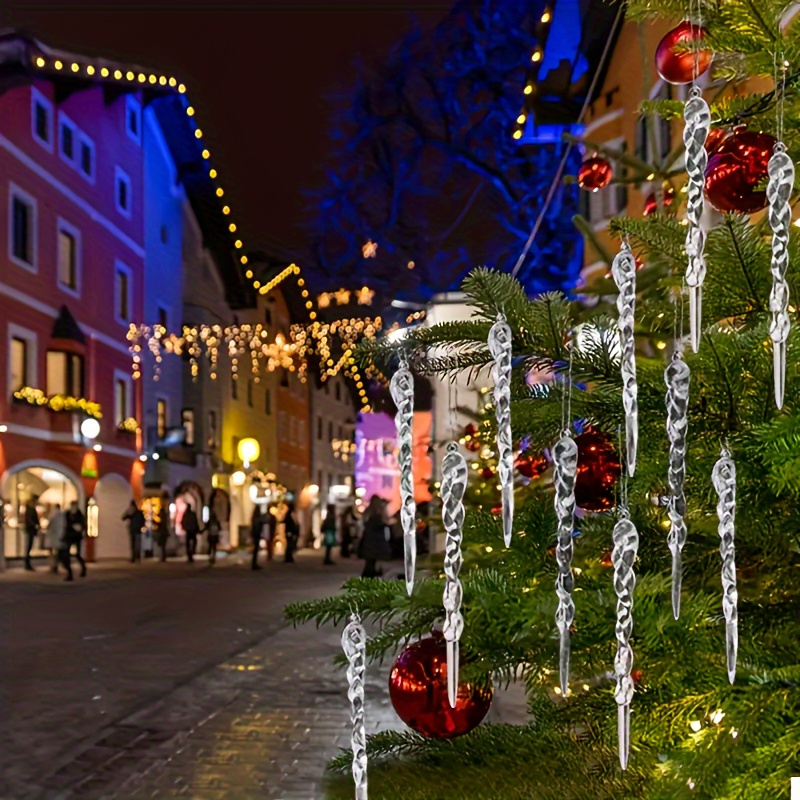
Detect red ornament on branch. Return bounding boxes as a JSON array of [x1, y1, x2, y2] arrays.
[[643, 187, 676, 217], [577, 156, 613, 192], [655, 21, 712, 85], [462, 423, 481, 452], [704, 130, 776, 214], [515, 451, 547, 479], [389, 635, 492, 739], [574, 431, 621, 512], [480, 466, 495, 480], [704, 127, 728, 156]]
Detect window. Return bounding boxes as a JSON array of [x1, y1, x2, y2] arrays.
[[11, 337, 28, 391], [280, 368, 289, 387], [328, 421, 333, 440], [47, 351, 83, 397], [59, 113, 77, 165], [298, 420, 305, 448], [335, 382, 341, 401], [9, 185, 37, 271], [317, 417, 323, 440], [157, 399, 167, 439], [115, 262, 132, 324], [207, 410, 218, 448], [115, 167, 132, 218], [181, 408, 195, 446], [78, 133, 95, 182], [126, 96, 142, 144], [264, 308, 272, 326], [114, 374, 130, 425], [247, 379, 254, 407], [264, 388, 271, 415], [231, 375, 238, 400], [57, 220, 81, 294], [157, 307, 168, 330], [31, 88, 53, 151]]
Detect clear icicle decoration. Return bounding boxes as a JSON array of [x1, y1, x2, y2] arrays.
[[441, 442, 468, 708], [683, 86, 711, 353], [712, 448, 738, 684], [665, 351, 690, 620], [612, 507, 639, 770], [612, 241, 638, 477], [553, 429, 578, 696], [342, 613, 368, 800], [488, 313, 514, 547], [390, 358, 416, 594], [767, 142, 794, 409]]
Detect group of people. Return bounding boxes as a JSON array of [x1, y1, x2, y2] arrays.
[[250, 501, 299, 570], [23, 498, 87, 581]]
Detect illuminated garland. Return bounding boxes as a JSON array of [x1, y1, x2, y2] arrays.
[[14, 386, 103, 418], [512, 5, 553, 140]]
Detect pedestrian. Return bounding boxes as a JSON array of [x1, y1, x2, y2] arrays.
[[206, 510, 221, 565], [358, 495, 391, 578], [283, 501, 299, 563], [321, 504, 337, 565], [23, 497, 40, 571], [64, 499, 87, 580], [155, 509, 170, 562], [250, 505, 263, 571], [340, 505, 356, 559], [47, 503, 66, 574], [122, 500, 145, 563], [265, 506, 277, 560], [182, 504, 200, 563]]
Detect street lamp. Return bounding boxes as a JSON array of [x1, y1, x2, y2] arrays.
[[80, 417, 101, 440], [237, 437, 260, 469]]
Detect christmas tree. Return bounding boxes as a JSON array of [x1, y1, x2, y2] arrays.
[[288, 2, 800, 798]]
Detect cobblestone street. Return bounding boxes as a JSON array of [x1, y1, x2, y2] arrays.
[[0, 552, 398, 800]]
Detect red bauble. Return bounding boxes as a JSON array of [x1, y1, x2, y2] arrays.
[[704, 127, 728, 156], [480, 466, 495, 480], [463, 423, 481, 452], [655, 21, 712, 85], [704, 130, 776, 214], [463, 423, 478, 438], [389, 635, 493, 739], [515, 451, 547, 479], [643, 187, 676, 217], [574, 431, 621, 512], [577, 156, 613, 192], [491, 505, 503, 516], [465, 439, 481, 453]]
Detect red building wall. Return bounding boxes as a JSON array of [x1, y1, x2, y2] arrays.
[[0, 77, 147, 557]]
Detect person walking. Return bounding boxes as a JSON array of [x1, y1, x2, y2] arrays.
[[23, 497, 40, 571], [122, 500, 145, 563], [155, 509, 170, 562], [250, 505, 264, 571], [64, 500, 87, 580], [358, 495, 391, 578], [182, 504, 200, 563], [265, 506, 277, 560], [206, 510, 221, 566], [340, 505, 356, 559], [321, 504, 338, 565], [47, 504, 66, 574], [283, 501, 299, 563]]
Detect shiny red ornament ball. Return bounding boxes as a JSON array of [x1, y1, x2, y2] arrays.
[[655, 21, 712, 85], [389, 635, 493, 739], [491, 505, 503, 516], [463, 423, 481, 452], [463, 423, 479, 438], [515, 451, 547, 479], [643, 187, 676, 217], [704, 130, 776, 214], [577, 156, 613, 192], [704, 127, 728, 156], [480, 466, 495, 480], [574, 431, 621, 512]]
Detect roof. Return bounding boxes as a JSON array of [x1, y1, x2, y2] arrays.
[[0, 29, 253, 310]]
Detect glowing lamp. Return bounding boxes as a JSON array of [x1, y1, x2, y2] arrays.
[[238, 437, 260, 467], [80, 418, 101, 440], [231, 470, 247, 488]]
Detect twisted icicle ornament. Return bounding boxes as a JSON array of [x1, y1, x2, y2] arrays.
[[767, 142, 794, 409], [664, 351, 690, 619], [553, 429, 578, 696], [612, 241, 638, 477], [342, 613, 368, 800], [712, 448, 738, 684], [390, 358, 416, 594], [488, 313, 514, 547], [441, 442, 468, 708], [683, 86, 711, 353], [612, 508, 639, 770]]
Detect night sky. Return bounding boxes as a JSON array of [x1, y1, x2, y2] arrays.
[[1, 0, 451, 261]]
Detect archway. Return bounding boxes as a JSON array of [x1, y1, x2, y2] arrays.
[[1, 460, 84, 559], [93, 474, 133, 560]]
